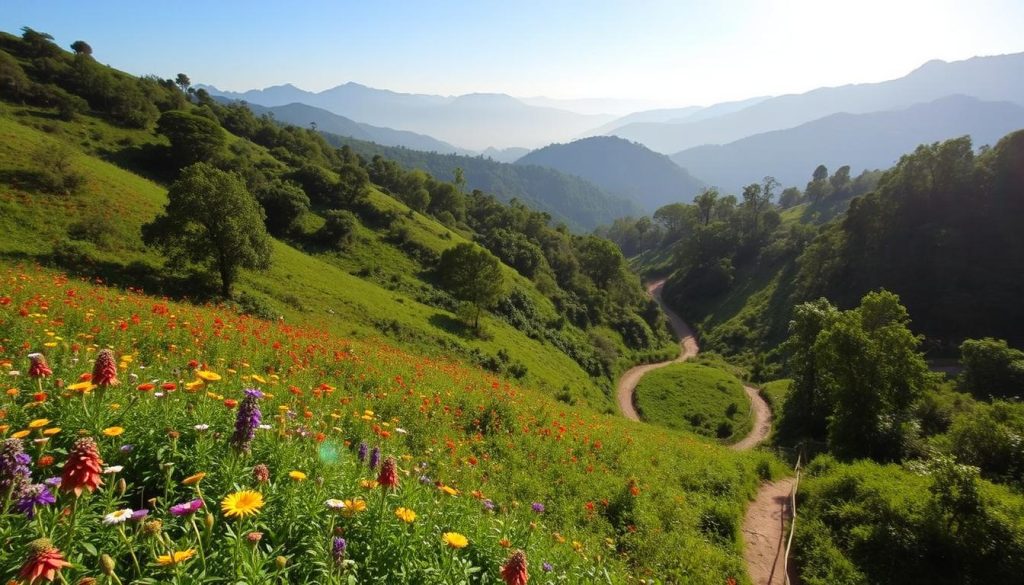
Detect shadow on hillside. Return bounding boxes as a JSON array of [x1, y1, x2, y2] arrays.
[[428, 313, 475, 338], [44, 248, 221, 301], [98, 143, 178, 185], [0, 169, 54, 193]]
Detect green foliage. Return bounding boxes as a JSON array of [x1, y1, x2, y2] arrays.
[[796, 455, 1024, 585], [959, 337, 1024, 398], [31, 138, 87, 194], [779, 291, 929, 460], [319, 209, 358, 249], [156, 109, 226, 167], [437, 243, 506, 328], [254, 179, 310, 236], [142, 162, 272, 296], [633, 363, 751, 441], [943, 400, 1024, 486]]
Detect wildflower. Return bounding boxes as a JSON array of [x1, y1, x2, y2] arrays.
[[221, 489, 264, 518], [369, 446, 380, 470], [182, 472, 206, 486], [142, 520, 163, 537], [103, 466, 123, 474], [253, 463, 270, 483], [61, 437, 103, 496], [28, 418, 51, 429], [136, 383, 154, 392], [341, 498, 366, 516], [19, 538, 71, 584], [195, 370, 221, 383], [439, 485, 459, 496], [378, 457, 398, 489], [442, 532, 469, 549], [102, 427, 124, 437], [357, 442, 368, 462], [483, 499, 496, 511], [230, 389, 262, 453], [288, 470, 307, 481], [332, 537, 347, 564], [103, 508, 134, 524], [38, 455, 55, 468], [131, 509, 149, 521], [275, 556, 288, 570], [170, 499, 204, 517], [193, 424, 209, 432], [501, 550, 529, 585], [245, 531, 263, 544], [28, 354, 52, 378], [156, 549, 196, 566], [542, 562, 553, 572], [13, 484, 56, 519], [395, 507, 417, 523], [531, 502, 545, 514], [360, 479, 379, 489], [325, 499, 345, 511], [0, 438, 33, 499], [92, 349, 119, 387], [43, 428, 60, 437]]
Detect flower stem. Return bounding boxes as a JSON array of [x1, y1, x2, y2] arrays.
[[191, 516, 208, 573], [118, 524, 143, 577]]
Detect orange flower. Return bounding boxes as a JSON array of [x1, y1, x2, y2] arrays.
[[61, 437, 104, 496], [182, 472, 206, 486], [102, 427, 124, 437], [136, 383, 154, 392], [19, 538, 72, 584], [500, 550, 528, 585], [224, 399, 238, 409]]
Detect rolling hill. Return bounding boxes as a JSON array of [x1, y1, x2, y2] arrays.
[[607, 52, 1024, 153], [516, 136, 706, 211], [670, 95, 1024, 193]]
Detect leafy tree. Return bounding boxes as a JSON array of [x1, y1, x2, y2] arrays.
[[70, 40, 92, 56], [436, 243, 506, 329], [175, 73, 191, 93], [318, 209, 358, 249], [779, 186, 802, 208], [142, 163, 272, 296], [694, 188, 719, 226], [255, 179, 310, 236], [156, 110, 226, 167], [806, 164, 832, 203], [959, 338, 1024, 398]]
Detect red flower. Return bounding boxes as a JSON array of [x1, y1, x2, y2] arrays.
[[61, 437, 104, 497], [28, 354, 52, 378], [500, 550, 529, 585], [91, 349, 119, 387], [19, 538, 72, 584], [377, 457, 398, 489], [224, 399, 238, 409]]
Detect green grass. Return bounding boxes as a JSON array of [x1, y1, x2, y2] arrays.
[[633, 362, 752, 442], [760, 379, 792, 412]]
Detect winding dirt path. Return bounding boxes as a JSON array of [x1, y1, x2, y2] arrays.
[[615, 279, 791, 585]]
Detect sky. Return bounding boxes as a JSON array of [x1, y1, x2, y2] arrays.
[[4, 0, 1023, 111]]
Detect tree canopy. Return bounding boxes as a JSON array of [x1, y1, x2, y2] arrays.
[[436, 243, 506, 329], [142, 163, 272, 296]]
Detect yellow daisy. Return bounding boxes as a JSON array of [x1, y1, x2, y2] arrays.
[[182, 472, 207, 486], [157, 549, 196, 566], [102, 426, 125, 437], [28, 418, 51, 429], [288, 470, 307, 481], [221, 490, 265, 518], [395, 507, 417, 523], [442, 532, 469, 549]]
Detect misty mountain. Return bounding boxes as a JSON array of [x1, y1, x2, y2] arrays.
[[585, 96, 771, 136], [517, 136, 705, 212], [228, 100, 471, 155], [481, 147, 531, 163], [200, 82, 612, 151], [608, 52, 1024, 153], [670, 95, 1024, 194], [317, 133, 641, 231]]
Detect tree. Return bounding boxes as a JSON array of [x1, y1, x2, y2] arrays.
[[70, 40, 93, 56], [779, 187, 802, 208], [142, 163, 272, 296], [805, 164, 832, 203], [156, 110, 226, 167], [959, 338, 1024, 398], [436, 243, 506, 329], [175, 73, 191, 93], [318, 210, 358, 249], [694, 188, 719, 226], [255, 180, 310, 236]]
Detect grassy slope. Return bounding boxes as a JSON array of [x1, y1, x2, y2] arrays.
[[633, 362, 752, 442], [759, 379, 792, 413], [0, 108, 625, 408]]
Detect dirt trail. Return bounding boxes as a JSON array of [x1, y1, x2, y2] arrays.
[[614, 279, 790, 585]]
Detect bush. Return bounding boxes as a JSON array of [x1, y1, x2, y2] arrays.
[[318, 209, 358, 249], [33, 139, 86, 194]]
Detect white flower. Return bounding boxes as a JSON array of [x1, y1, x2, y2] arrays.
[[103, 508, 134, 524], [194, 424, 210, 432], [154, 392, 165, 398], [27, 352, 43, 359], [325, 499, 345, 510], [8, 370, 20, 376], [258, 424, 272, 430], [104, 466, 124, 474], [395, 427, 408, 434]]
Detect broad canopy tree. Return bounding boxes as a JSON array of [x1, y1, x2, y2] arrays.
[[436, 243, 506, 329], [143, 163, 272, 296]]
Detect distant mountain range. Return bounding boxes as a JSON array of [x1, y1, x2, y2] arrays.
[[517, 136, 704, 212], [230, 100, 472, 155], [586, 96, 769, 136], [670, 95, 1024, 193], [603, 52, 1024, 153], [199, 82, 612, 150]]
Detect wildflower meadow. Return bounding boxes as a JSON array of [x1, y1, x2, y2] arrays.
[[0, 264, 777, 584]]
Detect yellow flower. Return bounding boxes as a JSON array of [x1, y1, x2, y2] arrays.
[[251, 374, 266, 384], [395, 507, 417, 523], [185, 379, 205, 392], [360, 479, 378, 489], [28, 418, 51, 429], [341, 499, 366, 517], [67, 381, 95, 393], [157, 549, 196, 566], [442, 532, 469, 549], [195, 370, 221, 382], [288, 470, 307, 481], [0, 424, 10, 434], [43, 427, 61, 436], [102, 426, 125, 437], [439, 485, 460, 496], [221, 490, 265, 518], [11, 430, 30, 439], [182, 472, 207, 486]]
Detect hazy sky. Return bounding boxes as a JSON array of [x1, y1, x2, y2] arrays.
[[4, 0, 1023, 109]]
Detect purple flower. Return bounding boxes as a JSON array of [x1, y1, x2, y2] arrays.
[[419, 475, 432, 485], [357, 442, 368, 463], [531, 502, 545, 514], [0, 438, 32, 503], [482, 499, 495, 511], [542, 562, 553, 572], [369, 446, 380, 470], [12, 484, 54, 519], [131, 509, 150, 521], [43, 476, 61, 488], [332, 537, 347, 564], [169, 499, 204, 517], [231, 389, 263, 453], [120, 444, 135, 453]]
